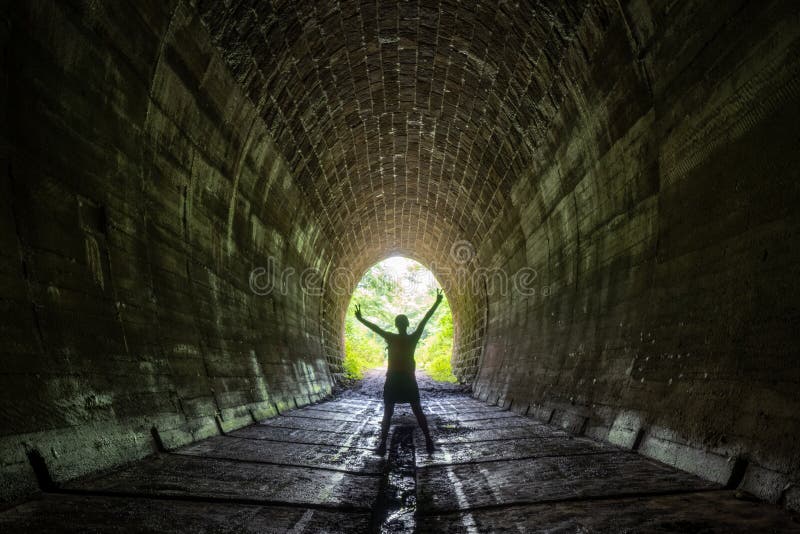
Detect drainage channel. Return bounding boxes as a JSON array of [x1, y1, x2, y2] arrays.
[[372, 426, 417, 533]]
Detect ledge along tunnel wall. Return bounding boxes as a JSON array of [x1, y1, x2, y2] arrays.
[[1, 0, 799, 510]]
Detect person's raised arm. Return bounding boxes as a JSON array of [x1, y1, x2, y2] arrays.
[[354, 304, 391, 339], [413, 289, 443, 338]]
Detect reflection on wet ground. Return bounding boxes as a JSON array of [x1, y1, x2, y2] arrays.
[[375, 426, 416, 533], [1, 370, 798, 532]]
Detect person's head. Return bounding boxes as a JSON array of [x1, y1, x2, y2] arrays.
[[395, 314, 409, 332]]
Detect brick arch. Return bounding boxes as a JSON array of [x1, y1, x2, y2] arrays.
[[184, 0, 800, 497], [195, 0, 593, 379]]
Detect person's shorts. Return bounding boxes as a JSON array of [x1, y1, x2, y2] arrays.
[[383, 371, 420, 403]]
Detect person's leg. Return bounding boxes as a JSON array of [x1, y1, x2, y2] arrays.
[[411, 401, 434, 452], [377, 402, 394, 455]]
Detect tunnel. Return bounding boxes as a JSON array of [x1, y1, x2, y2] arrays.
[[1, 0, 799, 531]]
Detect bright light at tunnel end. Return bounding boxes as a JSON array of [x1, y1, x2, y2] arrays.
[[248, 239, 550, 299]]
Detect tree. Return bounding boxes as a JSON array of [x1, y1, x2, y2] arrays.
[[343, 257, 456, 382]]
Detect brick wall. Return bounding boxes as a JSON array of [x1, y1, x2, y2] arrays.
[[473, 0, 800, 505], [0, 0, 334, 502]]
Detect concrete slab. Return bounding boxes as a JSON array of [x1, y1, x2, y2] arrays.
[[64, 455, 380, 509], [312, 400, 382, 411], [259, 415, 374, 433], [427, 403, 505, 414], [419, 491, 800, 533], [278, 410, 366, 422], [417, 452, 719, 513], [0, 494, 372, 533], [176, 435, 385, 474], [436, 410, 521, 422], [431, 416, 544, 430], [229, 425, 379, 449], [430, 424, 568, 444], [297, 405, 380, 416], [414, 435, 616, 468]]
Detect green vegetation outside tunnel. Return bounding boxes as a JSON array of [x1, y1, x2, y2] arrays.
[[344, 257, 457, 383]]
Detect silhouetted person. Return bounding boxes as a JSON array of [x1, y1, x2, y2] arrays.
[[355, 289, 443, 455]]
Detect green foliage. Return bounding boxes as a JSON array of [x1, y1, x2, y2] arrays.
[[343, 257, 456, 382], [343, 307, 385, 380], [416, 301, 458, 383]]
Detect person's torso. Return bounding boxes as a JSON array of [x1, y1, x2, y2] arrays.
[[385, 333, 419, 374]]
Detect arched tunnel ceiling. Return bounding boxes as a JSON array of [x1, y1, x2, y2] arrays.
[[196, 0, 591, 275]]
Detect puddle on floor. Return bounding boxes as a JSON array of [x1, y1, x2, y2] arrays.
[[375, 426, 417, 533]]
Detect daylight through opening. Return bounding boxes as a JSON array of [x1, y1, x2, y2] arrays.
[[343, 257, 456, 382]]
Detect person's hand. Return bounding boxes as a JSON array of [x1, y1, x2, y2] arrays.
[[354, 304, 362, 320], [435, 288, 443, 302]]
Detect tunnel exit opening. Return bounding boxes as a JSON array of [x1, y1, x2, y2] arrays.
[[342, 256, 456, 382]]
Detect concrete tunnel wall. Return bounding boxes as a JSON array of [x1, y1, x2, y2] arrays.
[[1, 0, 799, 508], [470, 0, 800, 503], [0, 1, 337, 501]]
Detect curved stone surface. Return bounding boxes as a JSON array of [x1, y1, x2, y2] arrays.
[[0, 0, 799, 517]]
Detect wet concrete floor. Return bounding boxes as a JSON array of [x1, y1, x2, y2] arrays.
[[1, 370, 798, 532]]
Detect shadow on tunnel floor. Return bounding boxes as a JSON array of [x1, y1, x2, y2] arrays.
[[1, 370, 798, 533]]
